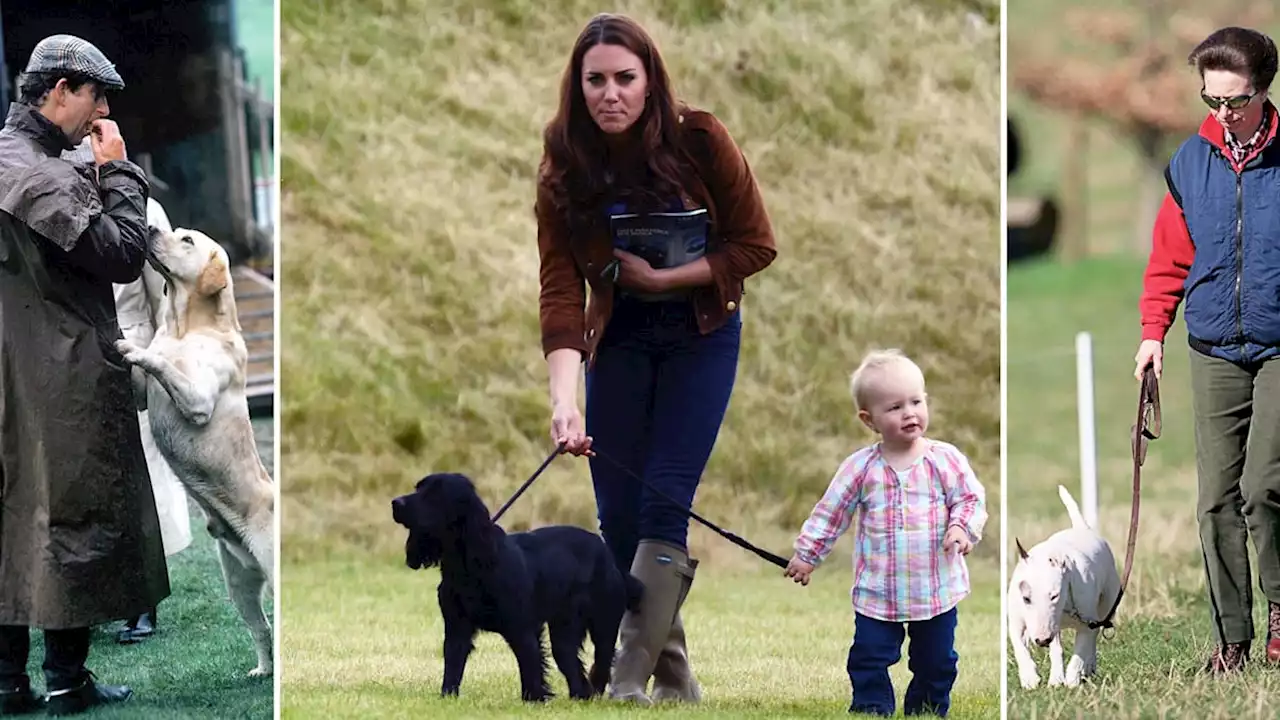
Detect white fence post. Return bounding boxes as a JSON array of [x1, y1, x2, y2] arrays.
[[1076, 331, 1098, 528]]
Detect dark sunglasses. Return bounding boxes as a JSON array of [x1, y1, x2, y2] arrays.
[[1201, 89, 1258, 111]]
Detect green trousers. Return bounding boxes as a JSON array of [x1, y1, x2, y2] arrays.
[[1189, 348, 1280, 646]]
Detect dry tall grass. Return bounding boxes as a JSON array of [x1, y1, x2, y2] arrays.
[[280, 0, 1002, 562]]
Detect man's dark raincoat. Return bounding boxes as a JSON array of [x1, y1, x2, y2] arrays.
[[0, 103, 169, 629]]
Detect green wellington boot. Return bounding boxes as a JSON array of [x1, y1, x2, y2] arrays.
[[609, 540, 697, 705]]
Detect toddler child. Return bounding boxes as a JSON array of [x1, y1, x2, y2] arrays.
[[785, 349, 987, 717]]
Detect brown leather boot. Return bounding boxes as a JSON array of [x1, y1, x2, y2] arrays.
[[1267, 602, 1280, 664], [1203, 641, 1249, 675], [609, 541, 693, 706], [649, 557, 701, 703]]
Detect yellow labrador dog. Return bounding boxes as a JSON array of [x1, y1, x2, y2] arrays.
[[116, 227, 275, 678]]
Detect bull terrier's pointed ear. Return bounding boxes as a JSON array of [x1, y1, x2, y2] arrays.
[[1015, 537, 1029, 561]]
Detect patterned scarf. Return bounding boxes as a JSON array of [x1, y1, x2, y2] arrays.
[[1225, 105, 1273, 166]]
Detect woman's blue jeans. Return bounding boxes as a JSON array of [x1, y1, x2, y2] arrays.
[[585, 296, 741, 573]]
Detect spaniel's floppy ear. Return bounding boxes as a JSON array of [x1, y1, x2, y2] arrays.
[[459, 485, 500, 571], [406, 530, 442, 570]]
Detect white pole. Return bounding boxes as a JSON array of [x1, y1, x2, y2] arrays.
[[1076, 331, 1098, 528]]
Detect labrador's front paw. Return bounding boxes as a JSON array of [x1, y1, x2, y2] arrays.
[[115, 338, 147, 365]]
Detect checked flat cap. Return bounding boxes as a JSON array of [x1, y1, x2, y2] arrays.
[[24, 34, 125, 90]]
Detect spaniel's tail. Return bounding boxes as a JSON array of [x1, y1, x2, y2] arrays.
[[623, 573, 645, 613]]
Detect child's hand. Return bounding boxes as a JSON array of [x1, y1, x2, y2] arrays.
[[784, 555, 815, 586], [943, 525, 972, 556]]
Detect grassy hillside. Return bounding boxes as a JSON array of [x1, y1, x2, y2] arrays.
[[1004, 258, 1280, 718], [279, 0, 1002, 566]]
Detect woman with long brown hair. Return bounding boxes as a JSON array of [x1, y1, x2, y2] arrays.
[[535, 13, 776, 705]]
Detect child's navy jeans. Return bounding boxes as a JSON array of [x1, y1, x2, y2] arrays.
[[584, 295, 740, 572], [848, 607, 960, 717]]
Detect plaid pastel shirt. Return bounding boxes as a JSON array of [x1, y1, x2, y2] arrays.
[[793, 439, 988, 623]]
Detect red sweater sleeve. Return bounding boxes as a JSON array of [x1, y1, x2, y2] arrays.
[[1139, 192, 1195, 342]]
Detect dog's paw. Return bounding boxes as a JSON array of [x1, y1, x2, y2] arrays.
[[1064, 657, 1085, 687], [1018, 668, 1041, 690], [247, 665, 272, 678], [114, 339, 147, 365], [1048, 667, 1066, 686], [1081, 658, 1097, 678]]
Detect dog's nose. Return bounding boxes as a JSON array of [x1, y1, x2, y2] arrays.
[[1034, 637, 1052, 648], [391, 497, 405, 519]]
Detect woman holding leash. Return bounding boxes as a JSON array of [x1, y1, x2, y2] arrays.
[[1135, 25, 1280, 673], [534, 12, 776, 705]]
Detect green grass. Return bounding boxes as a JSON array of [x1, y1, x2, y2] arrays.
[[1004, 258, 1280, 719], [10, 496, 274, 719], [279, 542, 1000, 718]]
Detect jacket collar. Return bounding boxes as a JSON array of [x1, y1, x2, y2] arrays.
[[3, 103, 76, 157], [1197, 100, 1278, 169]]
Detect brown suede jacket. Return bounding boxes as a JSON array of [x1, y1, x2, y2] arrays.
[[534, 106, 777, 367]]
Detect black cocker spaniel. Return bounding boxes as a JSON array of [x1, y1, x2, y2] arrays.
[[391, 472, 644, 702]]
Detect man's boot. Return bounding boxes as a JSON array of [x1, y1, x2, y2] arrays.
[[609, 540, 694, 705], [649, 556, 702, 703], [44, 674, 133, 717], [0, 627, 39, 715], [0, 678, 41, 716], [42, 628, 131, 716]]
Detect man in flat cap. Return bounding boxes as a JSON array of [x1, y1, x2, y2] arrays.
[[0, 34, 170, 716]]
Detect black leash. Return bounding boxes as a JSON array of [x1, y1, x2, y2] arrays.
[[490, 443, 789, 569], [490, 442, 565, 523], [590, 447, 789, 569]]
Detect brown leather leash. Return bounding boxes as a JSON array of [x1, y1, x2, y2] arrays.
[[1087, 364, 1161, 631]]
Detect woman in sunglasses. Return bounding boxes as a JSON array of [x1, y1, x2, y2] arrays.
[[1135, 25, 1280, 674]]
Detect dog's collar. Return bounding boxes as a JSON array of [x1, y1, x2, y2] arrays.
[[1064, 584, 1113, 631]]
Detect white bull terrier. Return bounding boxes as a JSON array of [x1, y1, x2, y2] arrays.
[[1007, 485, 1121, 689]]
